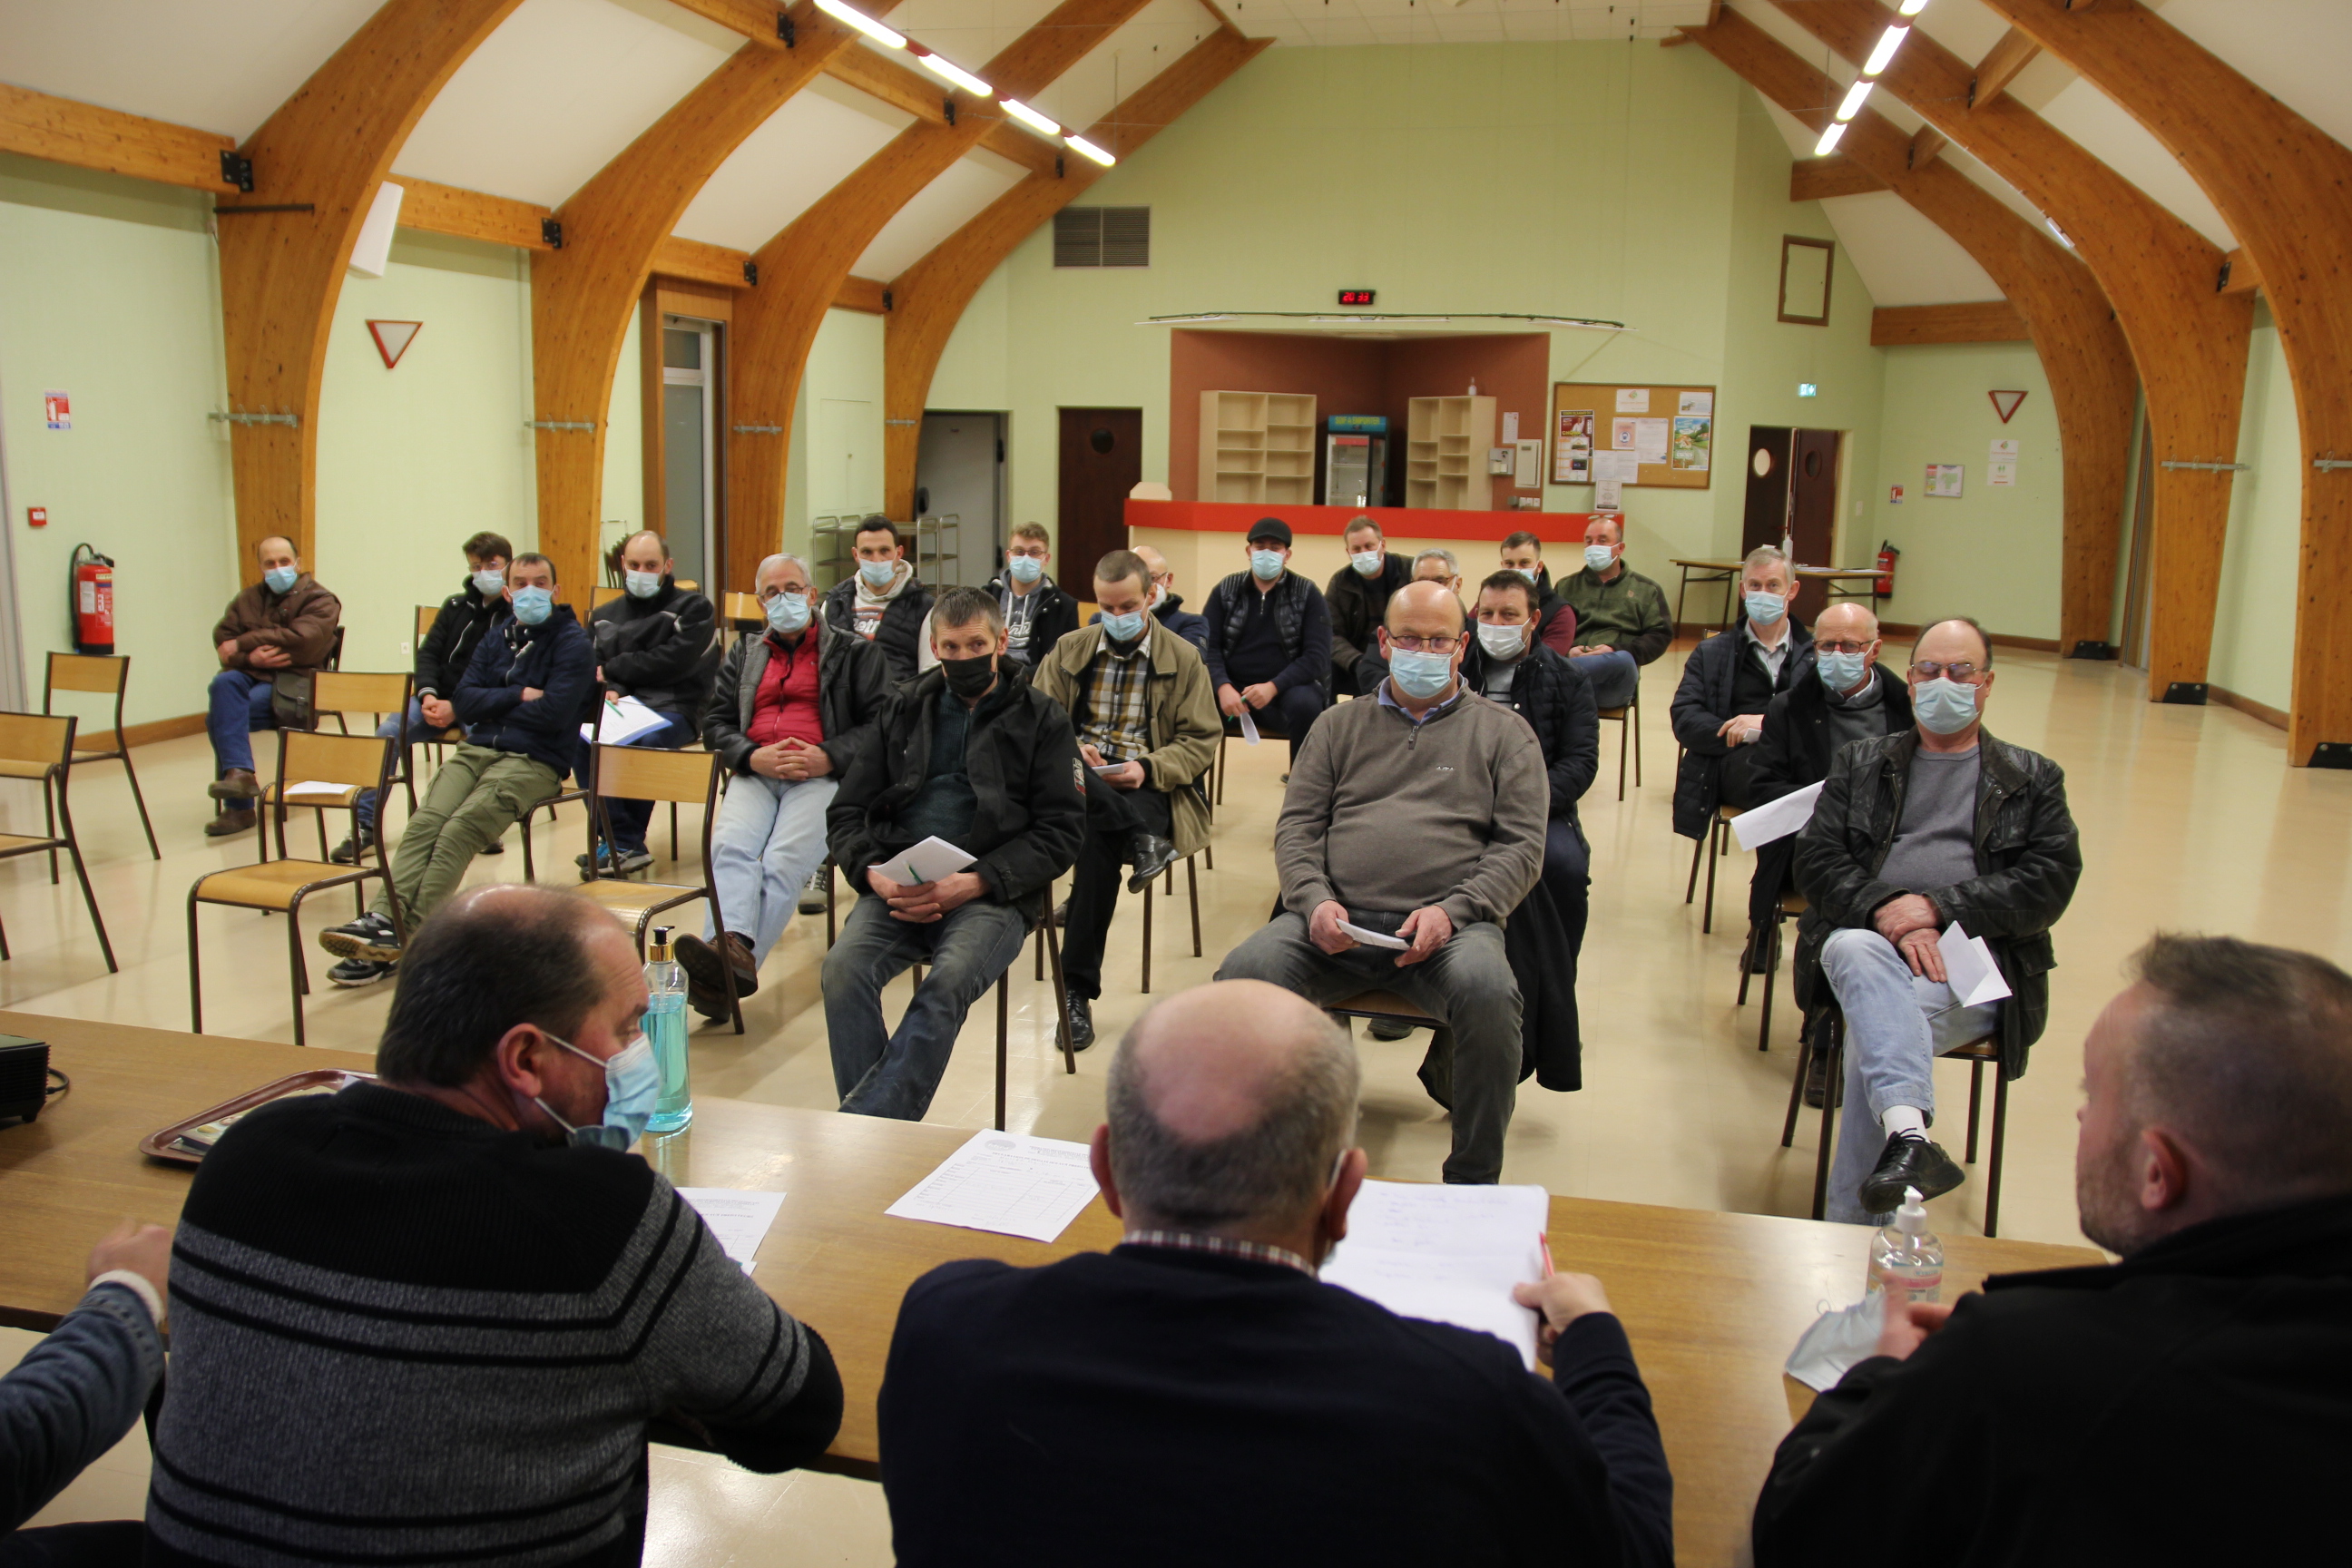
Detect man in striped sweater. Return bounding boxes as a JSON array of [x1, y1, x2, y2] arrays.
[[148, 886, 842, 1566]]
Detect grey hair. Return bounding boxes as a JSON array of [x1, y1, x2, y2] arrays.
[[756, 553, 812, 583], [1743, 544, 1789, 573], [1413, 547, 1459, 576], [1105, 1007, 1361, 1232]]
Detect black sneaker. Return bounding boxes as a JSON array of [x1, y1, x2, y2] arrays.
[[329, 825, 377, 866], [327, 956, 396, 988], [578, 844, 655, 881], [1065, 995, 1096, 1051], [1858, 1133, 1965, 1215], [796, 866, 828, 915], [318, 912, 401, 963], [1367, 1017, 1416, 1042]]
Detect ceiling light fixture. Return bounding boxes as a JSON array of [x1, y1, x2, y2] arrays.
[[1897, 0, 1931, 15], [1837, 80, 1873, 121], [813, 0, 906, 50], [1863, 24, 1909, 77], [1814, 121, 1848, 156], [1066, 133, 1116, 167], [999, 98, 1061, 136], [913, 49, 992, 98]]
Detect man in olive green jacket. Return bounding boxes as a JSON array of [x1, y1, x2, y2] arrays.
[[1033, 549, 1221, 1046]]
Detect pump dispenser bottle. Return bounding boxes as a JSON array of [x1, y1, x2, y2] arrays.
[[644, 926, 691, 1133], [1867, 1185, 1944, 1302]]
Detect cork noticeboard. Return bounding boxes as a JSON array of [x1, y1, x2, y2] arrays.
[[1551, 382, 1717, 491]]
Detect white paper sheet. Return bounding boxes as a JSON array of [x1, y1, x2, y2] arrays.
[[675, 1188, 786, 1275], [1237, 707, 1261, 745], [281, 780, 350, 800], [886, 1129, 1101, 1243], [1320, 1180, 1551, 1370], [1594, 477, 1623, 510], [1679, 390, 1714, 416], [579, 693, 669, 746], [1614, 387, 1650, 413], [1730, 780, 1826, 850], [870, 836, 976, 887], [1337, 918, 1410, 951], [1632, 418, 1671, 461], [1593, 450, 1641, 482], [1937, 924, 2014, 1007]]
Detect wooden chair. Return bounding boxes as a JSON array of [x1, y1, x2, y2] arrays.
[[589, 583, 625, 613], [1783, 1004, 2011, 1236], [42, 652, 159, 860], [188, 729, 400, 1045], [1595, 683, 1642, 801], [1328, 990, 1442, 1034], [1683, 802, 1740, 935], [0, 713, 117, 974], [262, 671, 413, 860], [1739, 888, 1807, 1051], [940, 908, 1077, 1132], [570, 744, 743, 1034], [721, 592, 763, 649]]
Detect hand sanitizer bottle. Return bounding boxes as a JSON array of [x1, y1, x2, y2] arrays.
[[1867, 1186, 1944, 1302], [644, 926, 692, 1134]]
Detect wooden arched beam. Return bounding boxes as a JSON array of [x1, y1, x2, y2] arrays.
[[1684, 11, 2136, 653], [724, 0, 1152, 594], [880, 27, 1269, 519], [216, 0, 524, 564], [529, 0, 903, 603], [1972, 0, 2352, 760], [1771, 0, 2250, 692]]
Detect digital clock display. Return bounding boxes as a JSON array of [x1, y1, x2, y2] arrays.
[[1337, 289, 1377, 306]]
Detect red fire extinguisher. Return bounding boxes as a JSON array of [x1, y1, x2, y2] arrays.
[[1874, 541, 1899, 600], [71, 544, 114, 655]]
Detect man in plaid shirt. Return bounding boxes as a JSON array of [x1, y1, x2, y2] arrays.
[[1033, 550, 1223, 1047]]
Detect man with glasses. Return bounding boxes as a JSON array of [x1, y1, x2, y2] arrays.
[[1792, 618, 2082, 1223], [1216, 583, 1547, 1183], [979, 523, 1078, 674], [673, 553, 889, 1019]]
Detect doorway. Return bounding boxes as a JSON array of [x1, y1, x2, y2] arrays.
[[1057, 407, 1142, 583], [915, 412, 1004, 589], [1741, 425, 1842, 621], [661, 316, 720, 593]]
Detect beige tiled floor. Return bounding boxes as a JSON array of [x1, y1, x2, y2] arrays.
[[8, 645, 2350, 1554]]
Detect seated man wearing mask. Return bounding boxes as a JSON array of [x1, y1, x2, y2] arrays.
[[1352, 551, 1474, 696], [1792, 618, 2082, 1223], [1034, 550, 1221, 1048], [577, 530, 719, 879], [1217, 583, 1546, 1183], [1090, 544, 1208, 652], [1496, 533, 1581, 656], [982, 524, 1079, 673], [1554, 517, 1671, 710], [203, 534, 342, 838], [1200, 520, 1332, 763], [822, 587, 1087, 1119], [820, 515, 934, 684], [152, 886, 843, 1567], [673, 553, 889, 1020], [315, 555, 591, 986], [1324, 515, 1411, 697]]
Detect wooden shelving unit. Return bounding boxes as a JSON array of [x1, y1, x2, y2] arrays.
[[1199, 390, 1317, 505], [1404, 395, 1497, 509]]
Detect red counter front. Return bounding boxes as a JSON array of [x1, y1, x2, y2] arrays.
[[1125, 499, 1596, 544]]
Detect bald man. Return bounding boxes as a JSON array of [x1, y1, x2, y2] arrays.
[[877, 982, 1673, 1568], [1088, 543, 1209, 651], [1756, 935, 2352, 1565], [204, 534, 341, 837], [576, 529, 718, 879], [1218, 583, 1547, 1184]]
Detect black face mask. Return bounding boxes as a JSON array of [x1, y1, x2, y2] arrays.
[[940, 652, 996, 699]]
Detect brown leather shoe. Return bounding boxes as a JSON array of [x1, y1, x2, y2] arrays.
[[205, 807, 257, 838], [675, 932, 759, 1018], [208, 769, 259, 801]]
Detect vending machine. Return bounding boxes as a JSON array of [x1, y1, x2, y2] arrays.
[[1321, 415, 1389, 508]]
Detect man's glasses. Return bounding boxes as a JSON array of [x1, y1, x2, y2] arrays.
[[1908, 660, 1985, 682], [1387, 634, 1463, 655], [1818, 640, 1876, 655], [757, 584, 810, 601]]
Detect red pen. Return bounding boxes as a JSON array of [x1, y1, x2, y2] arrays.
[[1539, 1233, 1555, 1279]]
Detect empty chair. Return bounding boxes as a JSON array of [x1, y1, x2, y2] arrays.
[[0, 711, 117, 974], [42, 652, 159, 860]]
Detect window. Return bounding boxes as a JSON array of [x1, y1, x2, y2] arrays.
[[1054, 207, 1150, 268]]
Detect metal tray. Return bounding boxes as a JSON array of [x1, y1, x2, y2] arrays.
[[140, 1069, 376, 1166]]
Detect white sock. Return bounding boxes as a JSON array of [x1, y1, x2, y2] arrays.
[[1881, 1105, 1927, 1141]]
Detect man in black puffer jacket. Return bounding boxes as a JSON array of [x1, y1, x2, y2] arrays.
[[1670, 545, 1811, 845], [577, 530, 718, 878]]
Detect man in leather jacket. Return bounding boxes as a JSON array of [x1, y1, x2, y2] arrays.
[[1792, 618, 2081, 1223], [577, 530, 718, 877]]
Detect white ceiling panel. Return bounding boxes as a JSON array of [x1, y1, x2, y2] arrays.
[[1025, 0, 1217, 137], [886, 0, 1064, 74], [852, 151, 1024, 278], [671, 86, 912, 250], [0, 0, 381, 140], [2161, 0, 2352, 154], [1817, 191, 2004, 308], [394, 0, 740, 206], [2030, 77, 2234, 249]]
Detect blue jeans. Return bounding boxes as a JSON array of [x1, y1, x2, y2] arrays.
[[707, 773, 838, 967], [1820, 926, 2004, 1224], [823, 894, 1031, 1120], [207, 670, 275, 807], [576, 711, 691, 853], [353, 700, 427, 831], [1569, 648, 1639, 709]]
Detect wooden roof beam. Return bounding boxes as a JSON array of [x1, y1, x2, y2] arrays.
[[1790, 155, 1886, 200], [819, 46, 1063, 174], [1908, 125, 1946, 169], [665, 0, 788, 44], [0, 83, 240, 193], [2218, 248, 2259, 297], [1972, 26, 2042, 105], [1872, 301, 2030, 347], [1767, 0, 2249, 698]]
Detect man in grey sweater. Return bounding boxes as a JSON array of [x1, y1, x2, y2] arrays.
[[1218, 583, 1547, 1183]]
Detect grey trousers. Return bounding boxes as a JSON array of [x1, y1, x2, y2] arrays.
[[1216, 913, 1522, 1183]]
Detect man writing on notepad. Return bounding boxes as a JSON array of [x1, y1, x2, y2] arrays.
[[1791, 617, 2081, 1224], [877, 981, 1672, 1567]]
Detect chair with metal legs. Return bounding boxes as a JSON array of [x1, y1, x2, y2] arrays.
[[1738, 889, 1807, 1051], [1594, 684, 1642, 800], [0, 713, 118, 975], [569, 744, 743, 1034], [41, 652, 160, 862], [1683, 803, 1740, 935], [909, 907, 1078, 1132], [1139, 854, 1203, 994]]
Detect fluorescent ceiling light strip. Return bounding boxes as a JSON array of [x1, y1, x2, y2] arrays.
[[813, 0, 906, 49], [914, 50, 992, 98], [1814, 121, 1847, 157], [1066, 133, 1116, 166], [1863, 24, 1908, 76], [1897, 0, 1930, 15], [999, 98, 1061, 136], [1836, 80, 1872, 121]]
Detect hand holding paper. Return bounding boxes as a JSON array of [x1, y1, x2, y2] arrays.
[[1238, 708, 1261, 745], [1336, 918, 1409, 951], [1936, 924, 2013, 1008], [871, 836, 976, 888]]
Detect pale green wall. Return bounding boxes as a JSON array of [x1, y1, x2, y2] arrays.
[[928, 267, 1010, 412], [1869, 342, 2063, 640], [317, 230, 536, 675], [2210, 304, 2298, 709], [783, 307, 887, 571], [601, 308, 643, 568], [0, 155, 237, 727]]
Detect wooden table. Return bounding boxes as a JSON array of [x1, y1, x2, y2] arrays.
[[1, 1013, 2100, 1566], [1670, 558, 1888, 630]]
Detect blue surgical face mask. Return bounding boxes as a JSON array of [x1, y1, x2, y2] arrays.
[[1817, 649, 1869, 692], [1583, 544, 1616, 574], [534, 1031, 658, 1149], [472, 567, 505, 597], [1006, 554, 1044, 585], [1912, 675, 1980, 735], [1350, 549, 1384, 576], [510, 586, 554, 626], [1100, 609, 1148, 643], [1250, 549, 1286, 582], [858, 557, 899, 590], [1745, 591, 1788, 627], [1388, 647, 1455, 700], [765, 590, 811, 635], [1512, 566, 1539, 584], [264, 565, 299, 594], [624, 569, 662, 599]]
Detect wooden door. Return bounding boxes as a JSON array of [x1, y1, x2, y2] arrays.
[[1788, 427, 1843, 621], [1742, 426, 1792, 558], [1057, 408, 1142, 581]]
